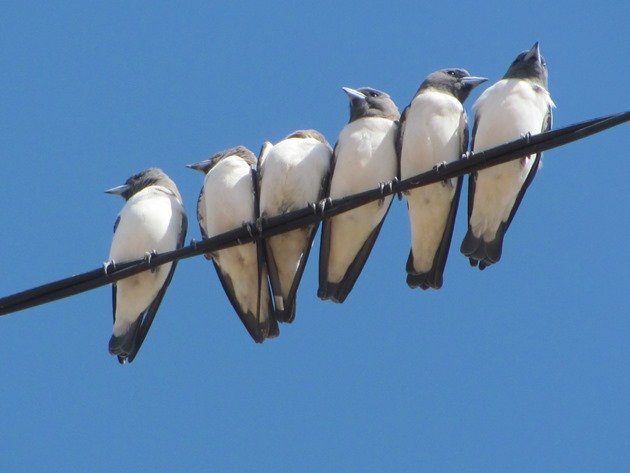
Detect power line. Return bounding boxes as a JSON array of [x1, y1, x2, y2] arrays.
[[0, 111, 627, 316]]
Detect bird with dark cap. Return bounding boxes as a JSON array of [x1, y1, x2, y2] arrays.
[[461, 42, 554, 269], [188, 146, 278, 342], [398, 69, 487, 289], [106, 168, 187, 364], [318, 86, 400, 303], [258, 130, 333, 323]]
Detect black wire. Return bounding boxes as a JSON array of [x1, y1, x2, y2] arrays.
[[0, 111, 628, 316]]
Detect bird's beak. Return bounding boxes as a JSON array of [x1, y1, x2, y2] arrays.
[[524, 41, 541, 63], [461, 76, 488, 88], [186, 160, 212, 173], [104, 184, 130, 196], [342, 87, 366, 101]]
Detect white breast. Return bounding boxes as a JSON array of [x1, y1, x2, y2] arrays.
[[326, 117, 397, 282], [259, 137, 332, 304], [110, 186, 184, 333], [470, 79, 553, 241], [201, 156, 255, 236], [401, 90, 465, 272], [198, 156, 270, 319], [259, 137, 332, 216], [401, 90, 464, 178]]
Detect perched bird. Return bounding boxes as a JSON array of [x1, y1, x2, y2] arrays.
[[258, 130, 333, 323], [461, 42, 554, 269], [188, 146, 278, 342], [106, 168, 187, 364], [319, 87, 400, 303], [398, 69, 487, 289]]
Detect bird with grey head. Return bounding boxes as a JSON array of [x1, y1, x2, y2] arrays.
[[318, 86, 400, 303], [461, 42, 554, 270], [258, 129, 333, 323], [105, 168, 187, 364], [398, 68, 487, 290], [187, 146, 279, 343]]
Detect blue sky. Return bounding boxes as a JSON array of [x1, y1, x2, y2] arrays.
[[2, 1, 628, 471]]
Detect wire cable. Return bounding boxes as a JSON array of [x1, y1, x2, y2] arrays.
[[0, 111, 627, 316]]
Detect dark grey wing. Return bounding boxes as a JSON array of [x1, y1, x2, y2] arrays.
[[279, 155, 333, 320], [212, 262, 263, 343], [318, 200, 393, 303], [317, 142, 339, 299], [267, 224, 318, 323], [466, 113, 479, 220], [406, 113, 466, 290], [209, 163, 278, 343], [113, 215, 121, 233], [263, 237, 285, 321], [251, 164, 278, 339], [503, 105, 551, 231], [113, 209, 188, 364], [395, 107, 409, 184], [195, 186, 212, 262], [111, 215, 121, 325], [212, 259, 278, 343], [461, 106, 552, 270], [460, 113, 486, 267], [196, 188, 207, 240], [394, 108, 409, 200], [485, 105, 551, 265], [271, 150, 332, 322]]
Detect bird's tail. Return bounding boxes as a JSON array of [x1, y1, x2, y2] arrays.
[[108, 317, 142, 364], [405, 250, 443, 290], [460, 229, 503, 270], [273, 297, 297, 324], [317, 282, 349, 304]]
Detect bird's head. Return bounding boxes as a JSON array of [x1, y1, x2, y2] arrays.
[[342, 86, 400, 122], [418, 68, 487, 104], [503, 42, 548, 88]]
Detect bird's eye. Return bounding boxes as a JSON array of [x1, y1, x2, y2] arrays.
[[370, 91, 379, 97], [447, 70, 456, 76]]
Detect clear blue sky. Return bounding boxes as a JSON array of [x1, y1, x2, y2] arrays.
[[2, 2, 628, 471]]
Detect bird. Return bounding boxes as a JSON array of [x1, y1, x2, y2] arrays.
[[105, 168, 187, 364], [398, 69, 487, 289], [461, 42, 554, 269], [318, 86, 400, 303], [187, 146, 278, 342], [258, 129, 333, 323]]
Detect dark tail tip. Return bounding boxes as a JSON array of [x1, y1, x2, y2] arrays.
[[460, 229, 479, 257], [265, 318, 280, 339], [317, 283, 345, 303], [406, 272, 442, 290], [274, 304, 296, 324], [109, 334, 135, 364], [461, 229, 502, 271]]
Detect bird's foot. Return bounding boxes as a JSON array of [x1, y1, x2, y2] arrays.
[[387, 177, 400, 198], [520, 131, 532, 143], [378, 178, 396, 203], [433, 161, 449, 186], [433, 161, 448, 173], [254, 216, 266, 233], [379, 178, 397, 196], [237, 221, 257, 245], [310, 197, 332, 215], [103, 259, 116, 276], [144, 250, 158, 273]]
